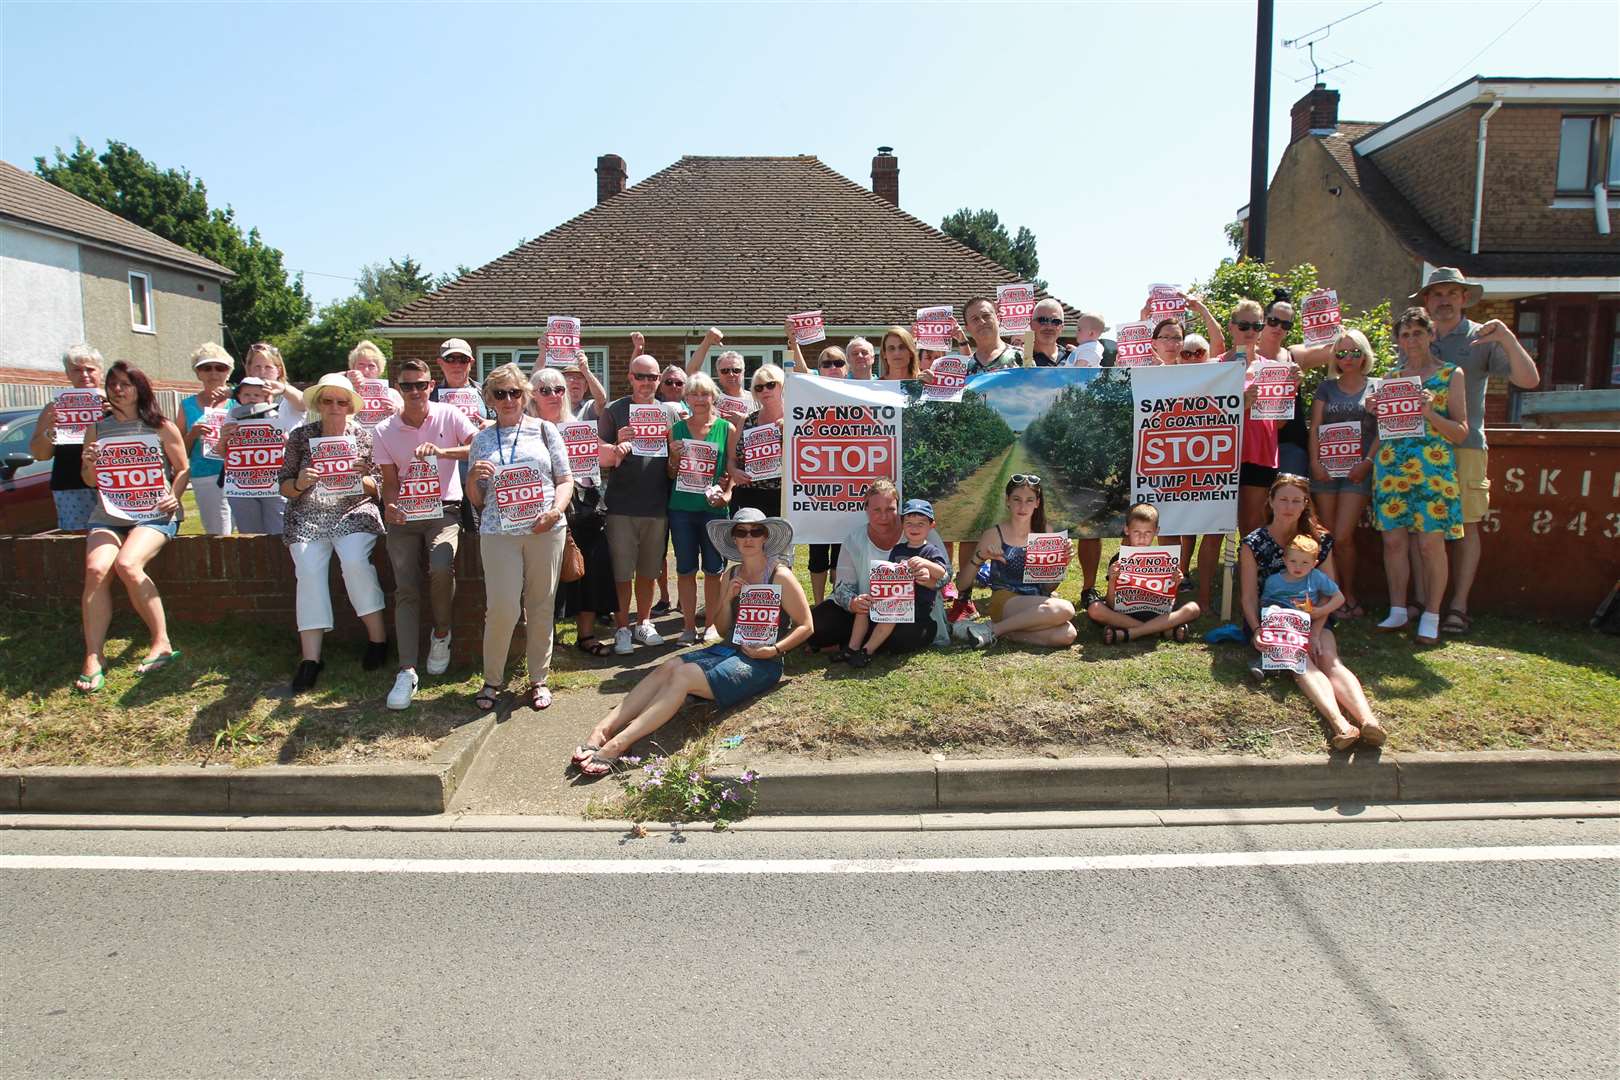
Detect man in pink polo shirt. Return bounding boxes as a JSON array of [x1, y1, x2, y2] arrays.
[[374, 357, 480, 709]]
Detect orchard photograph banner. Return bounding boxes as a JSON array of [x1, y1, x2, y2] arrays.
[[784, 365, 1241, 543]]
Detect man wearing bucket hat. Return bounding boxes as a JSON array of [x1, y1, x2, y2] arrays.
[[1405, 267, 1539, 634], [571, 507, 813, 777]]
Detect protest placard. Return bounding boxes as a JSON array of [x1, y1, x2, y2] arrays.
[[437, 385, 486, 425], [223, 421, 284, 499], [913, 306, 956, 352], [1317, 421, 1363, 479], [357, 379, 394, 429], [492, 463, 552, 534], [94, 434, 168, 522], [309, 435, 363, 497], [1114, 320, 1158, 367], [1258, 606, 1312, 673], [740, 423, 782, 482], [1376, 376, 1426, 440], [52, 388, 103, 445], [868, 561, 915, 624], [1113, 545, 1181, 617], [922, 355, 968, 402], [717, 394, 751, 423], [733, 584, 782, 648], [398, 458, 444, 521], [1147, 284, 1186, 324], [628, 404, 670, 457], [1248, 361, 1297, 421], [195, 406, 228, 460], [784, 375, 904, 542], [1130, 363, 1245, 536], [996, 283, 1035, 336], [545, 316, 581, 367], [1023, 532, 1072, 585], [787, 310, 825, 346], [1298, 289, 1342, 347], [676, 439, 718, 495], [561, 420, 600, 484]]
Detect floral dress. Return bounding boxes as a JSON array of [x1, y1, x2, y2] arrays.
[[1372, 365, 1463, 539]]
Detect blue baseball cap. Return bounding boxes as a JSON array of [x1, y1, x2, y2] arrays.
[[901, 498, 935, 520]]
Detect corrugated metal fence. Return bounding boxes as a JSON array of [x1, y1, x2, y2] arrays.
[[0, 383, 185, 421]]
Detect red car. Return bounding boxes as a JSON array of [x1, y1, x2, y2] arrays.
[[0, 407, 59, 534]]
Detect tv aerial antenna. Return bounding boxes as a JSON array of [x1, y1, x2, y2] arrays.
[[1283, 1, 1382, 83]]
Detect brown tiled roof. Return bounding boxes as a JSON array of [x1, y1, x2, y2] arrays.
[[1319, 124, 1620, 279], [0, 160, 233, 279], [380, 155, 1077, 330]]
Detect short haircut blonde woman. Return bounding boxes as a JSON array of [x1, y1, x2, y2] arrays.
[[879, 325, 920, 380], [482, 362, 530, 404], [684, 371, 721, 402], [750, 362, 785, 391], [1334, 327, 1377, 375], [532, 366, 574, 422], [348, 339, 387, 372], [190, 341, 234, 367], [1230, 298, 1264, 324], [61, 343, 104, 371]]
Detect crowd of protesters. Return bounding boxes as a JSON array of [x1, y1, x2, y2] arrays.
[[26, 266, 1537, 760]]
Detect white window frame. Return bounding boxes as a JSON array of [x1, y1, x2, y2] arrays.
[[682, 344, 789, 381], [128, 271, 154, 333], [478, 345, 608, 384]]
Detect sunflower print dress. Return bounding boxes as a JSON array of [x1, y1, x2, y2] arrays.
[[1372, 365, 1463, 539]]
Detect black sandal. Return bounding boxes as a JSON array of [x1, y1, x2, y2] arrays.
[[1103, 626, 1132, 645], [576, 636, 614, 658], [474, 683, 501, 711], [1163, 624, 1190, 643]]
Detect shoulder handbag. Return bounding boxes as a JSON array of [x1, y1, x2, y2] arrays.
[[560, 526, 585, 583]]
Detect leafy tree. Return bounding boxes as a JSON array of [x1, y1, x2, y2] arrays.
[[901, 391, 1016, 498], [358, 256, 437, 313], [941, 208, 1046, 291], [1224, 219, 1246, 254], [276, 296, 391, 382], [1024, 372, 1133, 512], [35, 139, 312, 351]]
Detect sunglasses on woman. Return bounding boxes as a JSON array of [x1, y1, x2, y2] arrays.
[[820, 359, 847, 369], [1333, 347, 1365, 359], [535, 386, 566, 396], [1232, 320, 1263, 332], [732, 526, 768, 538], [752, 381, 779, 392], [1180, 348, 1208, 359], [1266, 316, 1293, 330], [490, 388, 525, 401], [1010, 473, 1042, 486]]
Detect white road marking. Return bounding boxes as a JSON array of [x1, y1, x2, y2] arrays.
[[0, 846, 1616, 876]]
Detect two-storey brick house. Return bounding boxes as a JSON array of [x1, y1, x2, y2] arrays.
[[1263, 77, 1620, 427]]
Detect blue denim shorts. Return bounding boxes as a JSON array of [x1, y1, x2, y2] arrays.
[[683, 643, 782, 709], [668, 507, 726, 575], [88, 518, 180, 541]]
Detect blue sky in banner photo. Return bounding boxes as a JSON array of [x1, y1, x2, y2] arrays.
[[3, 1, 1616, 325]]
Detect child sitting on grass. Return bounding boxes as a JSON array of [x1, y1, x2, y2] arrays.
[[837, 499, 949, 668], [1085, 503, 1202, 644]]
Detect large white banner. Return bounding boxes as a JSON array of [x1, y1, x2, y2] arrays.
[[1128, 363, 1244, 536], [784, 374, 905, 543]]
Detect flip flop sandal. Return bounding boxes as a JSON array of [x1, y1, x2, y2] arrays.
[[74, 671, 104, 694], [1331, 729, 1361, 752], [578, 752, 619, 778], [474, 683, 501, 711], [1164, 624, 1190, 643], [529, 684, 552, 710], [576, 636, 614, 657], [1103, 626, 1132, 645], [571, 744, 602, 765], [135, 650, 181, 676], [1441, 609, 1473, 635]]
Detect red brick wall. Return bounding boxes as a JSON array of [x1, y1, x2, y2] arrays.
[[1479, 106, 1620, 253], [1368, 106, 1480, 250]]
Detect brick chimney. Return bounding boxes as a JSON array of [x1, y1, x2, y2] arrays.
[[595, 154, 627, 204], [871, 146, 899, 206], [1290, 85, 1340, 143]]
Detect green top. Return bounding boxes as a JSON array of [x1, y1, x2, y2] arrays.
[[668, 415, 733, 512]]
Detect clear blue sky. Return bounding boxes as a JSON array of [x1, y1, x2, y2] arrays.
[[4, 1, 1617, 327]]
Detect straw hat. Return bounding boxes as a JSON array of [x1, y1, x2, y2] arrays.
[[708, 507, 794, 562], [306, 372, 364, 414]]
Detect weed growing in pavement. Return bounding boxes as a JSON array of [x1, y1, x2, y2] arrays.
[[212, 715, 263, 753], [607, 743, 759, 829]]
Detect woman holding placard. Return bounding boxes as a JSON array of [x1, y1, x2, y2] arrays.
[[665, 372, 736, 645], [1307, 327, 1381, 618], [467, 363, 574, 711], [179, 343, 236, 536], [880, 326, 921, 381], [75, 361, 190, 692], [535, 367, 617, 657], [573, 508, 811, 778], [278, 373, 389, 693], [29, 343, 105, 532], [950, 475, 1077, 649], [1367, 308, 1468, 645], [1220, 298, 1301, 534], [728, 363, 786, 519]]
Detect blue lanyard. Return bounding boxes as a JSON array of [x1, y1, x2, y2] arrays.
[[494, 422, 521, 466]]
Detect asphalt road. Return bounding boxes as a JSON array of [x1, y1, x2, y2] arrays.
[[3, 817, 1616, 1079]]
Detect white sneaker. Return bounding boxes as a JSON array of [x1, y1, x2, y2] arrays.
[[633, 621, 664, 647], [613, 627, 634, 655], [386, 669, 419, 711], [425, 631, 452, 675], [966, 622, 996, 648], [677, 627, 699, 645]]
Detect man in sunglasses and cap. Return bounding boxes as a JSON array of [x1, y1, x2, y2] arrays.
[[429, 339, 490, 531], [1404, 267, 1539, 635]]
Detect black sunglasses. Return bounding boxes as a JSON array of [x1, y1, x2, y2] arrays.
[[1232, 320, 1263, 332], [718, 368, 745, 376], [661, 379, 685, 386], [1334, 347, 1365, 359], [398, 381, 432, 392], [820, 359, 847, 368], [1266, 316, 1293, 330], [732, 526, 768, 538], [1010, 473, 1042, 487], [490, 388, 525, 401], [1180, 348, 1208, 358], [1033, 316, 1064, 327], [440, 356, 472, 364], [630, 372, 659, 381], [535, 386, 566, 396]]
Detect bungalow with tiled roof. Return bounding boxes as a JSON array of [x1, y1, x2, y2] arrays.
[[377, 151, 1077, 392], [1260, 77, 1620, 427]]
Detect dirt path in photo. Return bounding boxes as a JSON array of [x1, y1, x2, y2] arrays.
[[930, 442, 1018, 540]]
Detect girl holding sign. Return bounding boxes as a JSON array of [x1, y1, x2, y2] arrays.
[[179, 343, 235, 536], [1307, 328, 1381, 618], [1367, 308, 1468, 644], [573, 508, 811, 778], [468, 364, 574, 711], [75, 362, 190, 692], [666, 373, 736, 644], [950, 475, 1078, 649]]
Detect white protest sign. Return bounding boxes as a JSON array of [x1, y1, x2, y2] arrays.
[[94, 434, 168, 522], [1248, 361, 1297, 421], [1376, 376, 1426, 440], [196, 406, 228, 460], [1299, 289, 1342, 347], [545, 316, 581, 368], [357, 379, 395, 429], [783, 375, 905, 544], [1147, 284, 1187, 324], [913, 306, 955, 352], [922, 355, 968, 402], [1129, 363, 1245, 536], [717, 394, 752, 424], [733, 583, 782, 648], [561, 421, 600, 485], [675, 439, 718, 495], [1258, 606, 1312, 673], [437, 385, 486, 425], [628, 404, 670, 457], [492, 462, 553, 534], [1114, 320, 1158, 367], [223, 421, 284, 499], [787, 310, 825, 346], [740, 423, 782, 482], [1113, 546, 1181, 617], [1317, 421, 1363, 479], [1022, 533, 1071, 585], [996, 283, 1036, 335], [868, 561, 915, 624], [398, 458, 444, 521], [309, 435, 363, 497], [52, 388, 103, 445]]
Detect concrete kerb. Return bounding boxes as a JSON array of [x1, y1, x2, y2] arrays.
[[7, 715, 497, 816]]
